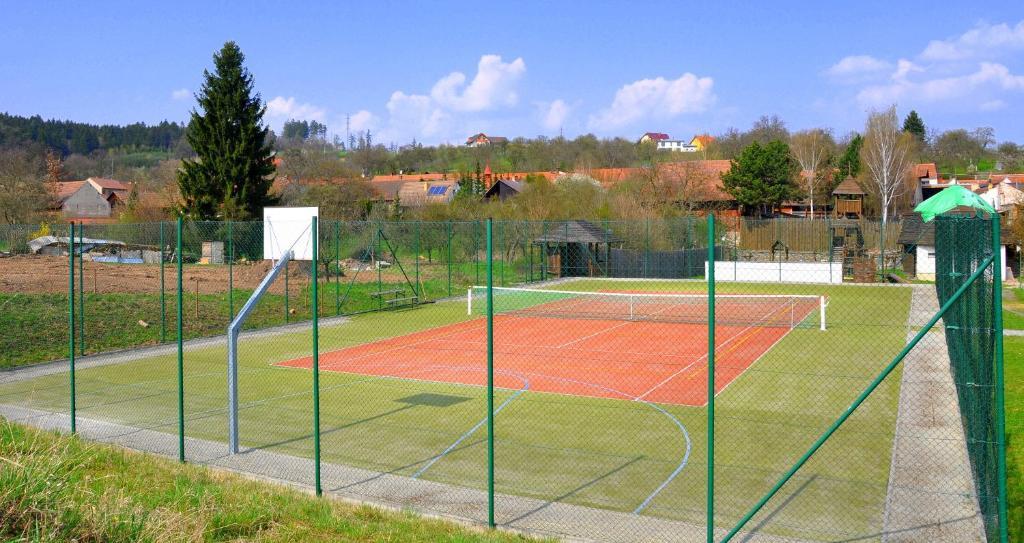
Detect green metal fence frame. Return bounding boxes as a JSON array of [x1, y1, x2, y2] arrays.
[[54, 217, 1008, 540]]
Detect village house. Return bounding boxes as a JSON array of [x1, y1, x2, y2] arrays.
[[54, 177, 132, 222], [465, 133, 508, 147]]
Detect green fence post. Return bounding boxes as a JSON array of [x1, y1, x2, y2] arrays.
[[475, 220, 480, 285], [644, 217, 651, 278], [415, 221, 421, 297], [446, 220, 453, 297], [312, 217, 322, 496], [68, 223, 76, 434], [992, 216, 1008, 543], [160, 221, 166, 343], [486, 217, 495, 528], [228, 221, 234, 320], [376, 226, 382, 310], [284, 259, 290, 323], [78, 223, 84, 355], [720, 250, 998, 542], [706, 214, 715, 543], [499, 221, 505, 287], [176, 217, 184, 463], [335, 221, 341, 316]]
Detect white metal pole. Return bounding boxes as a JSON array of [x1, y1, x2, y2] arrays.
[[467, 287, 473, 315], [820, 296, 826, 331]]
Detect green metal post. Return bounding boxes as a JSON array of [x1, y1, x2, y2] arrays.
[[376, 227, 382, 310], [176, 217, 184, 463], [228, 221, 234, 320], [486, 218, 495, 527], [645, 217, 651, 278], [78, 223, 84, 355], [706, 214, 715, 543], [160, 221, 166, 342], [992, 216, 1008, 543], [446, 221, 453, 297], [499, 221, 505, 287], [415, 221, 420, 297], [335, 221, 341, 316], [284, 259, 290, 323], [475, 221, 480, 285], [721, 251, 997, 542], [312, 217, 322, 496], [68, 223, 76, 434]]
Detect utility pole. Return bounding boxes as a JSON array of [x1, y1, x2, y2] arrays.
[[346, 114, 350, 150]]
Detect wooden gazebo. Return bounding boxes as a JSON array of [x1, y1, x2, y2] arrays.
[[533, 220, 621, 277]]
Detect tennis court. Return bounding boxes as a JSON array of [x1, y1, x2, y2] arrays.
[[279, 288, 825, 406]]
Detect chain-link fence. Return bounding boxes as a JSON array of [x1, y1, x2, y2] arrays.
[[0, 215, 1009, 542]]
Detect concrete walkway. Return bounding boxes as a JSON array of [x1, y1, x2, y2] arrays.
[[881, 284, 987, 542], [0, 404, 809, 543]]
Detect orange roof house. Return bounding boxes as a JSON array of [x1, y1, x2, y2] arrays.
[[689, 134, 715, 150]]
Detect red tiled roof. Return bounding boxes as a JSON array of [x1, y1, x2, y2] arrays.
[[641, 132, 670, 141], [55, 181, 86, 200], [88, 177, 132, 191], [371, 172, 455, 183], [914, 163, 937, 179]]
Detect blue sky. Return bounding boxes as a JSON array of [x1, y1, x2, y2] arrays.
[[3, 1, 1024, 145]]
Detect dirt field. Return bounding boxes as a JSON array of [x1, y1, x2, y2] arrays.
[[0, 255, 425, 295]]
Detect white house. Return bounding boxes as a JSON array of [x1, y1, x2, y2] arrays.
[[898, 213, 1010, 281], [656, 140, 699, 152]]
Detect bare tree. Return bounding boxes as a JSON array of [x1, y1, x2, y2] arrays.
[[861, 106, 917, 271], [0, 147, 50, 224], [861, 106, 916, 225], [790, 129, 835, 218]]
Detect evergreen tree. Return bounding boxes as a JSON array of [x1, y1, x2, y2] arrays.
[[720, 140, 801, 216], [835, 133, 863, 180], [178, 42, 276, 219], [902, 110, 926, 143]]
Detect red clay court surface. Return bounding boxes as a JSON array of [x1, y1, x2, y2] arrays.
[[278, 298, 818, 406]]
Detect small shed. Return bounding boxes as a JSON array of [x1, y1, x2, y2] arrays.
[[533, 220, 621, 277]]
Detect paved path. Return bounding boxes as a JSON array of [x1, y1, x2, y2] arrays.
[[881, 284, 987, 542], [0, 404, 810, 543]]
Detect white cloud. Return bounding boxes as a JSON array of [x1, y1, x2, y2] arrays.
[[347, 110, 376, 132], [265, 96, 327, 121], [980, 99, 1007, 111], [430, 55, 526, 112], [171, 88, 190, 101], [385, 91, 449, 138], [921, 20, 1024, 61], [825, 55, 892, 80], [857, 62, 1024, 107], [542, 99, 570, 131], [588, 73, 715, 130]]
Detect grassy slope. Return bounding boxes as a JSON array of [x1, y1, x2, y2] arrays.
[[0, 280, 910, 541], [0, 418, 536, 543]]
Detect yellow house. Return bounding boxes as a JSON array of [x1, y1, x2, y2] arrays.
[[689, 134, 715, 151]]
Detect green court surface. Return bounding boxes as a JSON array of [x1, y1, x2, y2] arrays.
[[0, 279, 912, 541]]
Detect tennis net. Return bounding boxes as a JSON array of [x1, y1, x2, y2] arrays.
[[468, 286, 826, 330]]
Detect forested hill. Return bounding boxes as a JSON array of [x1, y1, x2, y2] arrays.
[[0, 112, 186, 155]]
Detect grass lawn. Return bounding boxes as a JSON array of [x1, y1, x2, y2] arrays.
[[0, 279, 911, 541], [1004, 336, 1024, 541], [0, 418, 538, 542]]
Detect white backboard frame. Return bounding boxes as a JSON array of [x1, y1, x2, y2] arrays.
[[263, 207, 318, 261]]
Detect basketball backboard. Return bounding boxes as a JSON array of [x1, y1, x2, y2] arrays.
[[263, 207, 318, 260]]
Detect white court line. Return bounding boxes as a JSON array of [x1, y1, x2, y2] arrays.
[[632, 302, 793, 402]]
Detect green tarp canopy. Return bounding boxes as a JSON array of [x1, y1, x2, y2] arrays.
[[914, 184, 995, 222]]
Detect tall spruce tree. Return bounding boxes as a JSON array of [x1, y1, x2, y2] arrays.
[[902, 110, 926, 144], [178, 42, 276, 219]]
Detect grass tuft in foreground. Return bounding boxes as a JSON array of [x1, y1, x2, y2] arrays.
[[0, 418, 538, 542]]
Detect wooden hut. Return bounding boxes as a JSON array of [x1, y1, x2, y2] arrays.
[[534, 220, 621, 278]]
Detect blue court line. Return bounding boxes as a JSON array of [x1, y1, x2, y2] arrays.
[[632, 401, 691, 514], [412, 373, 530, 479]]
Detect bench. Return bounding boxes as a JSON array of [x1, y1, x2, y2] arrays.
[[383, 295, 420, 310], [370, 289, 419, 310]]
